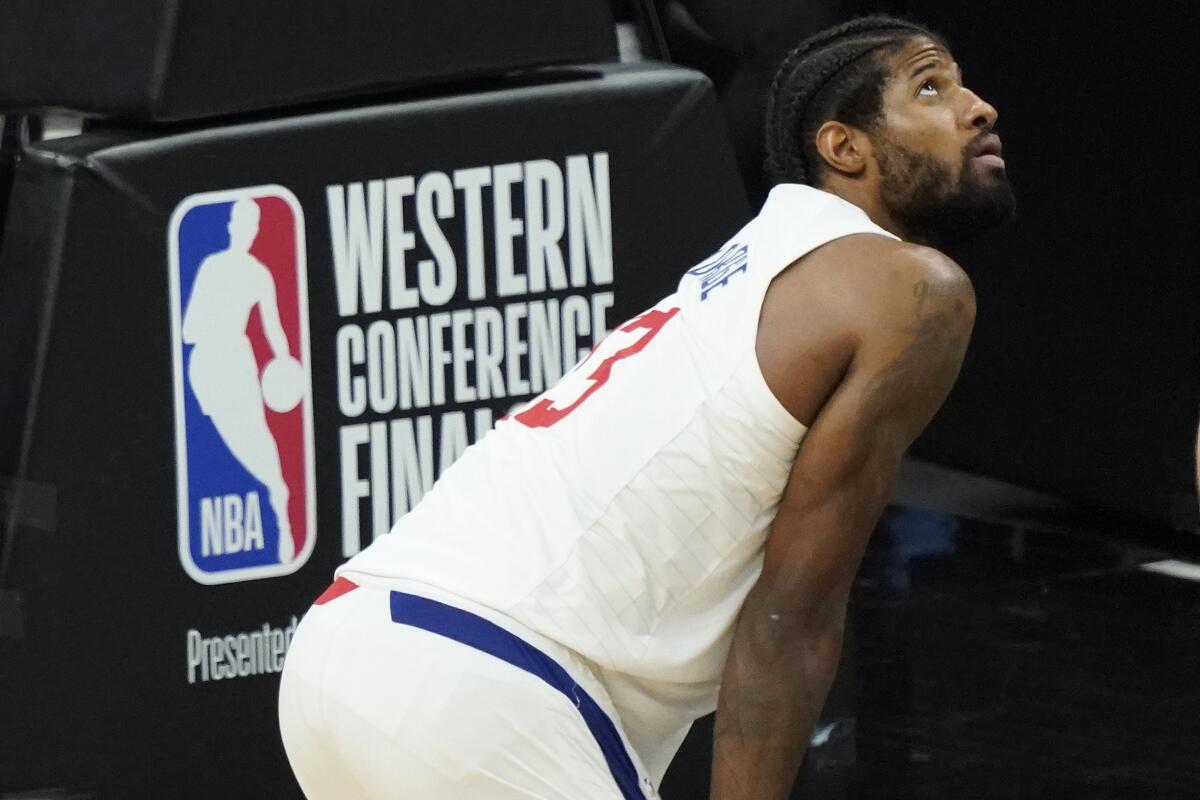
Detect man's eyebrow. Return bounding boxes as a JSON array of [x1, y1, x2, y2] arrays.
[[910, 61, 941, 80]]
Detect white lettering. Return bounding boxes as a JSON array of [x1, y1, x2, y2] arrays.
[[236, 633, 252, 677], [474, 306, 505, 401], [336, 324, 367, 417], [222, 636, 238, 680], [396, 316, 430, 410], [198, 494, 266, 556], [567, 153, 612, 287], [327, 181, 385, 316], [271, 630, 286, 672], [453, 166, 491, 301], [339, 424, 371, 558], [525, 159, 568, 293], [561, 294, 591, 367], [389, 415, 435, 518], [528, 298, 562, 393], [366, 320, 398, 414], [370, 421, 390, 542], [200, 496, 221, 557], [184, 618, 302, 685], [504, 303, 530, 396], [222, 493, 244, 554], [186, 629, 204, 683], [328, 153, 612, 316], [428, 311, 452, 406], [384, 176, 419, 310], [416, 172, 457, 306], [451, 309, 476, 403], [244, 491, 263, 552], [493, 162, 526, 297]]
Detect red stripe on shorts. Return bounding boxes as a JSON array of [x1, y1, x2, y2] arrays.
[[313, 577, 359, 605]]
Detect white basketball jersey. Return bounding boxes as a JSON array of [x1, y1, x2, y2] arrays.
[[339, 184, 896, 779]]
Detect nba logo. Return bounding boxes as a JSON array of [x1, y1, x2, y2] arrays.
[[167, 186, 316, 584]]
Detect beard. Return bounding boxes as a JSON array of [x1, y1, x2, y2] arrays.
[[875, 134, 1016, 249]]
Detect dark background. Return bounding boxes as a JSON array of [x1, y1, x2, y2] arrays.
[[657, 0, 1200, 533], [907, 0, 1200, 534]]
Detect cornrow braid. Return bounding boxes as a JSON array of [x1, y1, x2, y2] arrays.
[[764, 15, 943, 186]]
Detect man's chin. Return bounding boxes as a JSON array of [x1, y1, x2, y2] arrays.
[[982, 181, 1017, 227], [902, 190, 1015, 249], [961, 172, 1017, 229]]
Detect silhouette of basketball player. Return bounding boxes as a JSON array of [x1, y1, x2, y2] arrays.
[[182, 198, 295, 563]]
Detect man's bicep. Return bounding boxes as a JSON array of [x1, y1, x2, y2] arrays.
[[773, 245, 976, 500], [784, 306, 970, 497], [758, 283, 975, 614]]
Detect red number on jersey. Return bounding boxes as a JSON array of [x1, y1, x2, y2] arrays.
[[515, 306, 680, 428]]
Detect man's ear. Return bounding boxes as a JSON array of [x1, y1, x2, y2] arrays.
[[814, 121, 871, 177]]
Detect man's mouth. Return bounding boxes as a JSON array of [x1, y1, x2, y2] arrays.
[[971, 134, 1005, 169]]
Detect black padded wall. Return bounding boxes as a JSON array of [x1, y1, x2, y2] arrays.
[[0, 0, 617, 121], [0, 63, 749, 796], [0, 117, 17, 254]]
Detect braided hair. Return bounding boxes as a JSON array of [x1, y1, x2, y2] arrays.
[[764, 15, 943, 186]]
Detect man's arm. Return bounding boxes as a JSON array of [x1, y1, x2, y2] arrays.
[[710, 247, 976, 799]]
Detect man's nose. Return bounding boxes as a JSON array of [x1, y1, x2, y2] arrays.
[[963, 90, 998, 130]]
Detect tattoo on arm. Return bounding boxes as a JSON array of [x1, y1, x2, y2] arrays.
[[911, 274, 973, 316], [912, 273, 971, 300], [860, 293, 972, 437]]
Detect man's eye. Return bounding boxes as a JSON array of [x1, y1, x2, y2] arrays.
[[918, 80, 939, 97]]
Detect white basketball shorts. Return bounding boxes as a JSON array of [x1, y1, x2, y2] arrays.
[[278, 576, 657, 799]]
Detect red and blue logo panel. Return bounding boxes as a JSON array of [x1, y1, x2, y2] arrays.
[[167, 185, 315, 584]]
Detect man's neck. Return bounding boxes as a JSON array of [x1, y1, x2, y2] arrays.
[[817, 178, 909, 243]]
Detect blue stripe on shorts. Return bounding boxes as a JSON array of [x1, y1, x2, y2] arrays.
[[389, 591, 646, 800]]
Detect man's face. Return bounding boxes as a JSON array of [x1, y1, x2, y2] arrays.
[[870, 36, 1016, 248]]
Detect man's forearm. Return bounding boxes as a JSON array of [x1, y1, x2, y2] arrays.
[[710, 600, 845, 800]]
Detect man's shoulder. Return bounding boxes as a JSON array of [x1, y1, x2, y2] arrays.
[[804, 234, 963, 285], [802, 236, 973, 333]]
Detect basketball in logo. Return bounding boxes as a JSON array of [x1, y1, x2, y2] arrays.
[[167, 186, 316, 584]]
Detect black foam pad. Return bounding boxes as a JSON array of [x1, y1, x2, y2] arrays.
[[0, 0, 617, 122], [0, 117, 16, 255], [0, 62, 748, 794]]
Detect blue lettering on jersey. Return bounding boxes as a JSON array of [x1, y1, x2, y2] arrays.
[[688, 243, 748, 300]]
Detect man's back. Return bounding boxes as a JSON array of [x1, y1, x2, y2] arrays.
[[338, 184, 895, 778]]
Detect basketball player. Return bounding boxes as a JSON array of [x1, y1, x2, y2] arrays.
[[279, 16, 1015, 799], [183, 198, 296, 563]]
